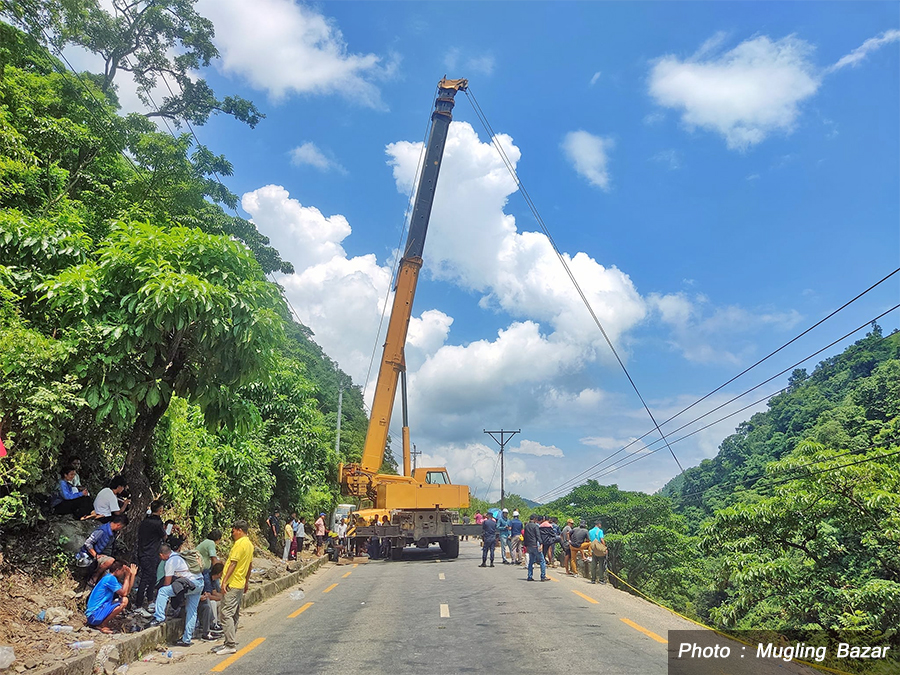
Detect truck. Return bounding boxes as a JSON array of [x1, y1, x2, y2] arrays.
[[338, 77, 481, 560]]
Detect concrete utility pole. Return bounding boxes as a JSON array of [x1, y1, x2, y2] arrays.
[[334, 385, 343, 455], [484, 429, 520, 511]]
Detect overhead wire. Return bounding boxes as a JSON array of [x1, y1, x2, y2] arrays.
[[483, 451, 502, 503], [675, 438, 900, 503], [8, 13, 165, 203], [541, 266, 900, 496], [463, 87, 686, 476], [537, 304, 900, 501]]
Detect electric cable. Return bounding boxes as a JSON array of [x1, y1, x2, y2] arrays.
[[676, 437, 899, 502], [537, 303, 900, 501], [538, 266, 899, 500], [463, 87, 686, 476]]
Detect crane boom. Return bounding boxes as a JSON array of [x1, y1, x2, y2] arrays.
[[358, 78, 467, 476]]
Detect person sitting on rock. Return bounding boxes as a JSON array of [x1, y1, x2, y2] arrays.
[[84, 561, 137, 634], [51, 465, 93, 519], [76, 515, 127, 585]]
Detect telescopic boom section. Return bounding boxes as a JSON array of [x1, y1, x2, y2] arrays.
[[354, 78, 467, 483]]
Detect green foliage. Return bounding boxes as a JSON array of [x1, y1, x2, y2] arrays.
[[700, 440, 900, 633], [0, 22, 367, 541], [4, 0, 263, 128], [0, 288, 83, 524], [150, 396, 223, 536]]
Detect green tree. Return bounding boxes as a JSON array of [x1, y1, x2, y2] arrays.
[[39, 218, 284, 519], [3, 0, 263, 128]]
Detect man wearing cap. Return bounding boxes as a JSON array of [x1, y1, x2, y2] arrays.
[[508, 510, 524, 564], [496, 508, 511, 564], [479, 511, 497, 568], [314, 513, 327, 556]]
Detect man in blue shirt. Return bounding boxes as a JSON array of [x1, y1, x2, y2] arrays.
[[588, 520, 607, 584], [508, 511, 524, 564], [496, 508, 511, 564], [77, 515, 127, 585], [479, 513, 497, 567], [85, 561, 137, 633]]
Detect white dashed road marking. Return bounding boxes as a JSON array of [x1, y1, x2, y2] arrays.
[[440, 604, 450, 618]]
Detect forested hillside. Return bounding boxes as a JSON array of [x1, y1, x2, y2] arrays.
[[533, 326, 900, 658], [0, 16, 369, 540]]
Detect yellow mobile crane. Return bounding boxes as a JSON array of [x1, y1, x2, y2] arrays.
[[338, 78, 478, 560]]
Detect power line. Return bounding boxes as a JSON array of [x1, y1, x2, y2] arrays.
[[536, 272, 900, 501], [676, 438, 900, 503], [576, 305, 899, 488], [537, 304, 900, 501], [464, 87, 686, 476], [8, 13, 163, 202]]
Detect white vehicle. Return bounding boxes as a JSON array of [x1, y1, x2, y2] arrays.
[[332, 503, 354, 531]]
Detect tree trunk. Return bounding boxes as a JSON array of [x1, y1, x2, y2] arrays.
[[120, 401, 168, 548]]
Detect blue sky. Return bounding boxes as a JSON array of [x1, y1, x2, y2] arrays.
[[82, 2, 900, 501]]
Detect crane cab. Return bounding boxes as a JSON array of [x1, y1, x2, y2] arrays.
[[412, 467, 452, 485]]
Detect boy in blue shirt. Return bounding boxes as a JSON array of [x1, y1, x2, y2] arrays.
[[85, 562, 137, 633]]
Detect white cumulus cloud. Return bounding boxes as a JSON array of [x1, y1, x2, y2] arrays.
[[649, 292, 803, 365], [511, 440, 564, 457], [197, 0, 394, 106], [289, 142, 347, 174], [561, 130, 614, 190], [648, 35, 821, 150]]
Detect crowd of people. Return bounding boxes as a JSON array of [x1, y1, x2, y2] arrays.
[[75, 499, 256, 656], [475, 508, 608, 584], [266, 510, 332, 561], [51, 463, 259, 657]]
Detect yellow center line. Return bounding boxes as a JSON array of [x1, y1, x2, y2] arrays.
[[341, 571, 352, 578], [352, 563, 358, 568], [323, 583, 339, 594], [287, 601, 314, 619], [571, 589, 599, 604], [548, 575, 560, 583], [621, 617, 668, 644], [211, 637, 266, 672]]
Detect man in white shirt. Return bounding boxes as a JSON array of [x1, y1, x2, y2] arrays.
[[336, 518, 348, 558], [150, 544, 203, 646], [93, 476, 129, 520]]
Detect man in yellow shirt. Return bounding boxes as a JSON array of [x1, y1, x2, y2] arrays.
[[212, 520, 254, 655]]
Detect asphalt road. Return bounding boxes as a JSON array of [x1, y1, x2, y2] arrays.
[[127, 540, 821, 675]]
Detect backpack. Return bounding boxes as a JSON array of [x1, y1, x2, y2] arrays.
[[176, 549, 203, 574], [590, 538, 608, 557]]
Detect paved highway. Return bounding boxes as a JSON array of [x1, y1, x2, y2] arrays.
[[127, 541, 820, 675]]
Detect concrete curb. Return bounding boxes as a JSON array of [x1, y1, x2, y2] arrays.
[[30, 556, 327, 675]]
